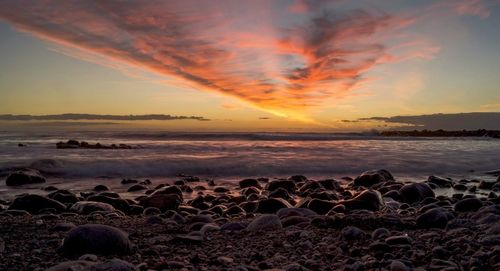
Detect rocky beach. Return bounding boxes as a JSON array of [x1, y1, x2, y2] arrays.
[[0, 169, 499, 271]]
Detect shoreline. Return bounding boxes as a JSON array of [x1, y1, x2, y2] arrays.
[[0, 169, 499, 270]]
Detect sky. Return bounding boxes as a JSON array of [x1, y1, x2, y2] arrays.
[[0, 0, 499, 131]]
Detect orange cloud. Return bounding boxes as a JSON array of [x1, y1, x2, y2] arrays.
[[0, 1, 439, 121]]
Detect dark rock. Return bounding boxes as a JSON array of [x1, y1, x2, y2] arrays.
[[427, 176, 452, 187], [51, 222, 76, 232], [214, 186, 229, 193], [416, 207, 454, 229], [121, 179, 138, 184], [353, 169, 394, 187], [5, 169, 46, 186], [269, 187, 292, 200], [479, 180, 495, 190], [9, 194, 66, 214], [171, 233, 203, 244], [289, 175, 308, 182], [247, 214, 282, 232], [276, 208, 318, 218], [318, 179, 341, 190], [454, 197, 483, 212], [93, 185, 109, 192], [339, 190, 384, 211], [60, 224, 133, 257], [399, 183, 435, 203], [281, 216, 310, 227], [139, 194, 181, 211], [239, 178, 261, 189], [453, 184, 467, 191], [127, 184, 148, 192], [265, 180, 296, 193], [256, 198, 292, 214], [151, 185, 183, 201], [87, 195, 130, 213], [224, 205, 246, 216], [307, 199, 335, 215], [70, 201, 116, 214], [221, 222, 248, 231]]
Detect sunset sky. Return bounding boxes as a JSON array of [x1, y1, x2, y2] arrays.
[[0, 0, 499, 131]]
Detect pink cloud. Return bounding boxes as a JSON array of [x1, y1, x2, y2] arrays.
[[0, 0, 439, 119], [454, 0, 491, 18]]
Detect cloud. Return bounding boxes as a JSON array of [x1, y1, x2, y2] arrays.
[[454, 0, 491, 18], [359, 112, 500, 130], [0, 114, 210, 121], [0, 1, 441, 120]]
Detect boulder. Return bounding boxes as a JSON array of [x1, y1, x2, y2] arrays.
[[92, 259, 138, 271], [427, 176, 452, 187], [339, 190, 385, 211], [9, 194, 66, 214], [239, 178, 261, 189], [256, 198, 292, 214], [265, 180, 296, 193], [307, 199, 335, 215], [70, 201, 116, 214], [127, 184, 148, 192], [151, 185, 183, 201], [5, 169, 46, 186], [454, 197, 483, 212], [416, 207, 454, 229], [60, 224, 133, 257], [353, 169, 393, 187], [246, 214, 282, 232], [399, 183, 435, 203], [139, 194, 181, 211], [86, 195, 130, 213]]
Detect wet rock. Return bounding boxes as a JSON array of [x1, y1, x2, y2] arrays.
[[389, 260, 409, 271], [139, 194, 181, 211], [127, 184, 148, 192], [9, 194, 66, 214], [265, 180, 296, 193], [479, 180, 495, 190], [428, 176, 452, 187], [93, 185, 109, 192], [70, 201, 116, 214], [247, 214, 282, 232], [121, 179, 138, 184], [269, 187, 292, 200], [5, 169, 46, 186], [307, 199, 335, 215], [171, 232, 203, 244], [256, 198, 292, 214], [281, 216, 311, 227], [87, 195, 130, 213], [399, 183, 435, 203], [46, 260, 96, 271], [417, 207, 454, 229], [151, 185, 183, 201], [454, 197, 483, 212], [339, 190, 384, 211], [60, 224, 133, 257], [214, 186, 229, 193], [353, 169, 394, 187], [239, 178, 261, 189], [371, 228, 390, 239], [224, 205, 246, 216]]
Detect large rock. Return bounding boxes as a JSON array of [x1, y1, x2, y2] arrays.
[[151, 185, 183, 201], [256, 198, 293, 214], [416, 207, 454, 229], [239, 178, 261, 189], [60, 224, 133, 257], [9, 194, 66, 214], [92, 259, 138, 271], [265, 180, 296, 193], [353, 169, 394, 187], [139, 194, 181, 211], [246, 214, 283, 232], [339, 190, 384, 211], [427, 176, 452, 187], [454, 197, 483, 212], [86, 195, 131, 213], [70, 201, 116, 214], [5, 169, 46, 186], [399, 183, 435, 203], [307, 199, 335, 215]]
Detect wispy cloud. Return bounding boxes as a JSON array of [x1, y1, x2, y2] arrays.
[[0, 1, 466, 120], [0, 114, 210, 121]]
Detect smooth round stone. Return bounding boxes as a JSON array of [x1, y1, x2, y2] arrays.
[[239, 178, 261, 189], [5, 169, 46, 186], [70, 201, 116, 214], [9, 194, 66, 214], [276, 208, 317, 218], [246, 214, 282, 232], [372, 228, 390, 239], [353, 169, 394, 187], [385, 235, 412, 245], [417, 207, 454, 229], [454, 197, 483, 212], [341, 226, 366, 240], [390, 260, 409, 271], [60, 224, 134, 257], [256, 198, 292, 214], [307, 199, 335, 215], [399, 183, 435, 203], [92, 259, 138, 271]]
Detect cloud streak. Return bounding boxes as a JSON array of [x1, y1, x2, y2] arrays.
[[0, 1, 451, 120], [0, 114, 210, 121]]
